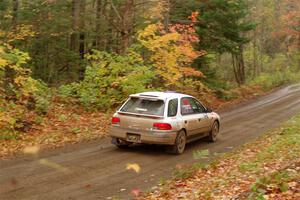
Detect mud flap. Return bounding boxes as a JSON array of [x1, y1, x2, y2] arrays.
[[111, 137, 118, 145]]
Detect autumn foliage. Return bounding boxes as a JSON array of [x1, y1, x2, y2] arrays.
[[138, 12, 205, 87], [282, 0, 300, 50], [0, 44, 50, 139], [1, 0, 300, 160]]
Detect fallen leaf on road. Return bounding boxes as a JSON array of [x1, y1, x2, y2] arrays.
[[23, 145, 40, 155], [39, 159, 69, 172], [84, 184, 92, 189], [10, 178, 18, 186], [131, 188, 141, 197], [126, 163, 141, 173]]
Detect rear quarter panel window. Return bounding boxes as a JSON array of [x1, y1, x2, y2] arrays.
[[168, 98, 178, 117]]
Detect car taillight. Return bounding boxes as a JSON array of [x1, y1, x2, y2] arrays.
[[112, 117, 120, 124], [153, 123, 172, 130]]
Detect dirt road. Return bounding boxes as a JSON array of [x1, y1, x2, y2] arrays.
[[1, 84, 300, 200]]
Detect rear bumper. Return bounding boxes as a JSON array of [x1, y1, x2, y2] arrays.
[[109, 125, 177, 145]]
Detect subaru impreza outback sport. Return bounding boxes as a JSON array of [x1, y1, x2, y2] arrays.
[[109, 92, 220, 154]]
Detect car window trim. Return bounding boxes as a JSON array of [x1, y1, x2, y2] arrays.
[[180, 97, 208, 116], [192, 98, 207, 113], [180, 97, 196, 116], [167, 98, 178, 117]]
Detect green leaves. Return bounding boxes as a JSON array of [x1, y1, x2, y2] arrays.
[[59, 50, 156, 110], [197, 0, 256, 54]]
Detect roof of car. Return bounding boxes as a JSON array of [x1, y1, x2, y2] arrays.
[[130, 91, 192, 100]]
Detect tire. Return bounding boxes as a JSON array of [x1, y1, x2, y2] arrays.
[[208, 121, 219, 142], [112, 138, 130, 149], [168, 130, 187, 154]]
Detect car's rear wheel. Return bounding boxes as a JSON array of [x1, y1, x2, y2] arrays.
[[112, 138, 130, 149], [168, 130, 186, 154], [208, 121, 219, 142]]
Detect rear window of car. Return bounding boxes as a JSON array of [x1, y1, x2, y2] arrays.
[[120, 97, 165, 116]]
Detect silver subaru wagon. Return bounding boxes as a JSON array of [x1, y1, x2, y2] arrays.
[[109, 92, 220, 154]]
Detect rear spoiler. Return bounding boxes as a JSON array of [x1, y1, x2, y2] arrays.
[[129, 94, 166, 101], [117, 111, 164, 119]]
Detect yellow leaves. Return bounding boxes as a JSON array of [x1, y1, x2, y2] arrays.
[[138, 23, 205, 87], [137, 24, 159, 42], [0, 57, 8, 68], [0, 30, 6, 37], [0, 46, 8, 68], [3, 14, 13, 19], [126, 163, 141, 173], [138, 23, 180, 50], [7, 25, 36, 43], [14, 75, 27, 86], [0, 44, 37, 98], [151, 33, 180, 51], [0, 114, 16, 128]]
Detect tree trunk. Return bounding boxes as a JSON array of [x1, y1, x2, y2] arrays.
[[12, 0, 18, 29], [78, 0, 86, 79], [3, 0, 19, 97], [232, 46, 246, 86], [120, 0, 134, 54], [298, 26, 300, 71], [232, 54, 240, 85], [79, 0, 85, 59], [253, 31, 259, 77], [163, 0, 170, 29], [70, 0, 86, 80], [70, 0, 80, 53], [94, 0, 107, 50]]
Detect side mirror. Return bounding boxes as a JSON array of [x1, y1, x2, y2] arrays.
[[205, 108, 213, 113]]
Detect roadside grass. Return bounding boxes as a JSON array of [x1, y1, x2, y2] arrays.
[[139, 114, 300, 200], [212, 70, 300, 107], [249, 70, 300, 91]]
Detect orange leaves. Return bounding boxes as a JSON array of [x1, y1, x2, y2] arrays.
[[189, 12, 199, 23], [171, 12, 200, 43], [139, 115, 300, 199], [281, 0, 300, 49], [180, 67, 203, 78]]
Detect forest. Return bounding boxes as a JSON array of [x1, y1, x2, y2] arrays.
[[0, 0, 300, 154]]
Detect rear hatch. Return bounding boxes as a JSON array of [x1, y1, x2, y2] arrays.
[[117, 97, 165, 131]]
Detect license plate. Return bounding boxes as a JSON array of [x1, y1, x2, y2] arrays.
[[127, 133, 140, 142]]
